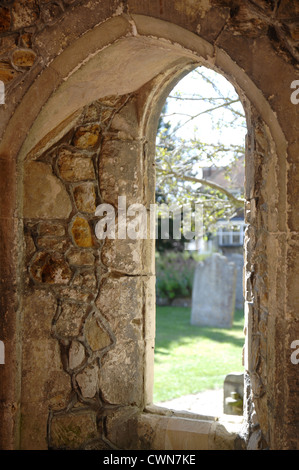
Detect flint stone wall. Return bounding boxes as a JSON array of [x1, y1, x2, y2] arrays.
[[0, 0, 298, 452]]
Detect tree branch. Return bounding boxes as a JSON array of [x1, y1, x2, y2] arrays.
[[173, 99, 241, 132], [157, 169, 244, 208]]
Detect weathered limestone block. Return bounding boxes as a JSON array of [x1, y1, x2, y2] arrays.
[[82, 103, 101, 124], [72, 270, 97, 289], [96, 275, 144, 405], [50, 410, 99, 449], [39, 221, 65, 237], [101, 238, 143, 275], [0, 34, 18, 55], [110, 98, 139, 140], [57, 148, 95, 182], [23, 161, 72, 219], [96, 276, 143, 342], [70, 216, 93, 247], [105, 407, 140, 450], [72, 124, 100, 149], [99, 340, 144, 405], [68, 340, 86, 370], [40, 2, 63, 25], [66, 247, 95, 266], [84, 314, 112, 352], [21, 339, 71, 405], [99, 139, 143, 205], [191, 253, 237, 328], [73, 183, 97, 214], [30, 251, 72, 284], [36, 237, 68, 251], [57, 287, 92, 303], [55, 302, 90, 338], [22, 290, 56, 340], [20, 402, 50, 450], [11, 0, 39, 29], [76, 364, 99, 398]]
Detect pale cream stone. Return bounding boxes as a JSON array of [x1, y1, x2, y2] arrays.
[[69, 340, 86, 370], [23, 161, 72, 219], [76, 365, 99, 398]]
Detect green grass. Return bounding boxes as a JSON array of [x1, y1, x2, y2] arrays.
[[153, 306, 245, 403]]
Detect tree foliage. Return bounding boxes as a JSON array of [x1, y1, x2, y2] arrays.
[[155, 66, 246, 237]]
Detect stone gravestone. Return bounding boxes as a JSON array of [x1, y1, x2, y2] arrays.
[[226, 253, 244, 310], [191, 253, 237, 328]]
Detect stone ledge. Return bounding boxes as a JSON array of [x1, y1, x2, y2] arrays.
[[139, 407, 243, 450]]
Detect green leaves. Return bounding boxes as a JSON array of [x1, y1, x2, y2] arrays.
[[155, 66, 246, 233]]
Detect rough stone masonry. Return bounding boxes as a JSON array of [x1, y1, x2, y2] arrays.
[[0, 0, 298, 451]]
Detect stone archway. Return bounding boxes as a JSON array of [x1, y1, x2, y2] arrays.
[[0, 5, 298, 450]]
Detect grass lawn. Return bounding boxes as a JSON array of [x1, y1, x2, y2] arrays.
[[153, 306, 245, 403]]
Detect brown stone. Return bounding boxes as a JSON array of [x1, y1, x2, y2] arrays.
[[30, 251, 72, 285], [36, 237, 68, 251], [11, 48, 36, 68], [69, 340, 86, 370], [101, 238, 143, 275], [82, 103, 101, 123], [57, 148, 95, 182], [72, 270, 97, 289], [99, 340, 144, 406], [24, 232, 36, 263], [57, 287, 92, 303], [11, 0, 39, 30], [0, 61, 19, 83], [50, 411, 98, 449], [0, 7, 11, 33], [76, 365, 99, 398], [99, 139, 143, 206], [72, 124, 100, 149], [96, 276, 143, 342], [71, 216, 93, 247], [66, 247, 95, 266], [19, 402, 49, 450], [23, 161, 72, 219], [22, 290, 57, 339], [41, 2, 63, 25], [20, 32, 33, 48], [55, 302, 89, 338], [84, 314, 112, 352], [0, 34, 18, 56], [39, 221, 65, 237], [290, 25, 299, 41], [73, 183, 97, 214], [21, 338, 71, 406]]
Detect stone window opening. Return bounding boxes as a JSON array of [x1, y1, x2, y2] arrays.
[[152, 66, 246, 420], [0, 11, 294, 450]]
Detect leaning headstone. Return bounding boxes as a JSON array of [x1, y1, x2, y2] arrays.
[[191, 253, 237, 328], [226, 253, 244, 310]]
